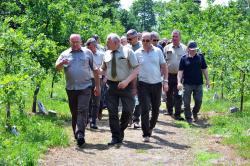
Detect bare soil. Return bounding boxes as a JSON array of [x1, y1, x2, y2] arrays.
[[39, 110, 249, 166]]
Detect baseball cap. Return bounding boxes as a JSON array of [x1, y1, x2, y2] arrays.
[[187, 41, 198, 50]]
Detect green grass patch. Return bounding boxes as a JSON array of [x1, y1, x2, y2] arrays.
[[135, 148, 148, 154], [174, 121, 191, 128], [0, 75, 71, 165], [195, 150, 221, 165], [202, 89, 250, 159]]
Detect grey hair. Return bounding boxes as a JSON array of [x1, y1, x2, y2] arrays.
[[85, 38, 97, 46], [151, 31, 160, 39], [106, 33, 120, 43], [171, 29, 181, 37], [70, 34, 81, 40]]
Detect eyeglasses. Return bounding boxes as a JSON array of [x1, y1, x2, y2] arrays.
[[127, 38, 133, 41], [142, 39, 150, 43], [152, 39, 159, 42]]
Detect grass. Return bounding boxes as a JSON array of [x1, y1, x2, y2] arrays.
[[195, 150, 221, 165], [201, 88, 250, 159], [0, 75, 71, 165]]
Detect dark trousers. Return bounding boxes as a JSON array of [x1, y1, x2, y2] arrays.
[[138, 81, 162, 137], [106, 80, 135, 140], [166, 74, 182, 116], [183, 84, 203, 119], [89, 78, 102, 124], [132, 96, 141, 123], [66, 88, 91, 138]]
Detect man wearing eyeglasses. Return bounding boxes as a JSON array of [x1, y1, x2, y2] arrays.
[[135, 32, 168, 142], [151, 31, 163, 52], [126, 29, 143, 129], [55, 34, 100, 146], [164, 30, 187, 121]]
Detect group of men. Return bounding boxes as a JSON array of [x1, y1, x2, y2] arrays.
[[55, 29, 210, 147]]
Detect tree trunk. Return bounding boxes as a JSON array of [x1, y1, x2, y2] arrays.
[[32, 85, 40, 113], [240, 72, 245, 112], [6, 102, 11, 127], [50, 72, 56, 98]]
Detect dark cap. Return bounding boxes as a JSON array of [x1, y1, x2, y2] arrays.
[[92, 34, 99, 41], [187, 41, 198, 50]]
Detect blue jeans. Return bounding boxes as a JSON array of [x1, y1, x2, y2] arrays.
[[183, 84, 203, 120]]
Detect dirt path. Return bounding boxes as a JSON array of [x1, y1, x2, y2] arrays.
[[39, 110, 249, 166]]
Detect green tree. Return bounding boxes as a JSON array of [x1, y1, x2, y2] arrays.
[[131, 0, 156, 32]]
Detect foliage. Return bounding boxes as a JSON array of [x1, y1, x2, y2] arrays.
[[131, 0, 156, 32]]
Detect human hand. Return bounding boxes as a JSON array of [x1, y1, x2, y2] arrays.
[[118, 80, 129, 89], [177, 83, 183, 90]]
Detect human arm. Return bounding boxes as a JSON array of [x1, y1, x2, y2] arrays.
[[118, 65, 140, 89], [202, 68, 210, 88], [160, 63, 169, 92], [55, 55, 69, 71], [177, 70, 183, 90], [93, 69, 101, 96]]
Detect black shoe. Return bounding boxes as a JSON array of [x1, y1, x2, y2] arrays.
[[186, 118, 193, 124], [77, 137, 85, 146], [108, 138, 122, 146], [90, 123, 98, 129], [174, 115, 185, 121]]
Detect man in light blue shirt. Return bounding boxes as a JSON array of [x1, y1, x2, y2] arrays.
[[135, 32, 168, 142], [56, 34, 100, 146]]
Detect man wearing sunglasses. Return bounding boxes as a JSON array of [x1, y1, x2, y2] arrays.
[[151, 31, 163, 52], [126, 29, 143, 129], [135, 32, 168, 142]]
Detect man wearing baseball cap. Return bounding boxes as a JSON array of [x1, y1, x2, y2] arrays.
[[177, 41, 210, 124]]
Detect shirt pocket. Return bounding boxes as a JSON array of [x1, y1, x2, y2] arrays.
[[79, 56, 89, 68]]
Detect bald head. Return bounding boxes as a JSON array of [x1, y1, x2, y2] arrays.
[[69, 34, 82, 51]]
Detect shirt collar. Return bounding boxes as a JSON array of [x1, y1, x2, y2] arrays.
[[69, 47, 84, 53]]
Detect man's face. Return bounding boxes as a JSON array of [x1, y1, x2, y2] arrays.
[[172, 32, 180, 46], [151, 36, 159, 47], [127, 34, 138, 46], [87, 43, 96, 53], [121, 38, 128, 46], [106, 38, 116, 51], [142, 34, 152, 49], [70, 36, 82, 51], [188, 48, 197, 56]]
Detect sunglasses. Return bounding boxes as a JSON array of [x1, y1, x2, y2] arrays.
[[153, 39, 159, 42], [142, 39, 150, 43]]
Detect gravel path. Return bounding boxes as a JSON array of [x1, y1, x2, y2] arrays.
[[39, 110, 249, 166]]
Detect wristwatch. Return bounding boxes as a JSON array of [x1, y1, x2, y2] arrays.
[[163, 79, 168, 83]]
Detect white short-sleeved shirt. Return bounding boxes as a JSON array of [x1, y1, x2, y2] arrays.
[[135, 46, 166, 84]]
